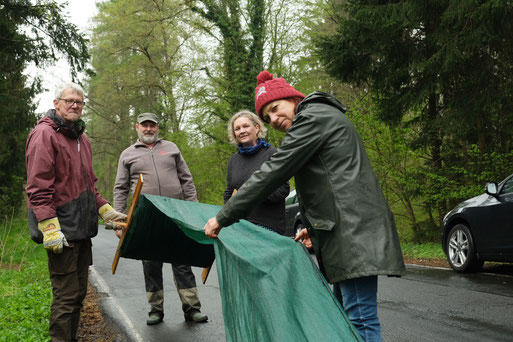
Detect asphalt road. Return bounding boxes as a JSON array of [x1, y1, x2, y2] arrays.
[[90, 227, 513, 342], [379, 265, 513, 341]]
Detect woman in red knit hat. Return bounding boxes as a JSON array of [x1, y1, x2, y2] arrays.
[[204, 70, 406, 342]]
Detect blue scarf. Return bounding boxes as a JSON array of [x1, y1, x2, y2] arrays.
[[238, 138, 271, 155]]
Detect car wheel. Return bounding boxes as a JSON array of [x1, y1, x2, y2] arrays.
[[446, 224, 484, 272]]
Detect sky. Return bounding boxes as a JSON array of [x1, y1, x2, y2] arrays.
[[33, 0, 98, 114]]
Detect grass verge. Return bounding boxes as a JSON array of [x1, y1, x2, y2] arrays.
[[401, 241, 446, 260], [0, 215, 51, 341]]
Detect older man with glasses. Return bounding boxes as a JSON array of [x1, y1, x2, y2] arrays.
[[25, 82, 126, 342]]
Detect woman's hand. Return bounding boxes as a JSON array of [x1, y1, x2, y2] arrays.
[[204, 217, 223, 238], [294, 228, 312, 250]]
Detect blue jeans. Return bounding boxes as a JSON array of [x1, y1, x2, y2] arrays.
[[333, 276, 381, 342]]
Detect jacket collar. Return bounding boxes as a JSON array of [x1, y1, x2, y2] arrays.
[[297, 91, 347, 115], [134, 138, 162, 148], [45, 109, 86, 139]]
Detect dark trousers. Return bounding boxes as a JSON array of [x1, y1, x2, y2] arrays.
[[142, 260, 201, 318], [47, 239, 92, 342]]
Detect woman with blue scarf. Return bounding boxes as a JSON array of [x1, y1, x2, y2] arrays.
[[223, 110, 290, 234]]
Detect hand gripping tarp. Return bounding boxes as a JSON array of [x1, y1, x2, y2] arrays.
[[119, 194, 362, 342]]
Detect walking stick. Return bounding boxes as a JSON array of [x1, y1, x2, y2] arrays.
[[112, 174, 144, 274]]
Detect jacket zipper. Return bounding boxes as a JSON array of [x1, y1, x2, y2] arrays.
[[79, 137, 88, 186], [78, 137, 90, 222], [150, 148, 162, 196]]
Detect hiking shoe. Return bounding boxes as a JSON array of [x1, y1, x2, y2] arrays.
[[146, 313, 163, 325], [186, 311, 208, 323]]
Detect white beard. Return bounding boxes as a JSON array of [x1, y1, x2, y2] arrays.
[[138, 132, 157, 144]]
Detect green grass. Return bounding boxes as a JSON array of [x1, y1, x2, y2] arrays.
[[400, 241, 446, 260], [0, 215, 51, 341]]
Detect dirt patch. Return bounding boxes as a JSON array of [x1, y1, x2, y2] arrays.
[[77, 284, 120, 342], [0, 263, 22, 270], [404, 257, 449, 268]]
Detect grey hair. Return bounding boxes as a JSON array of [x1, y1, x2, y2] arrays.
[[227, 110, 267, 146], [54, 82, 84, 100]]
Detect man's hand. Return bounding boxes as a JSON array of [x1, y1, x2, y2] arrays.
[[99, 204, 127, 230], [114, 229, 123, 239], [294, 228, 313, 250], [38, 217, 69, 254], [204, 217, 223, 238]]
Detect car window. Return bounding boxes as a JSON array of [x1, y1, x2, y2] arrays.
[[285, 189, 297, 205], [500, 177, 513, 195]]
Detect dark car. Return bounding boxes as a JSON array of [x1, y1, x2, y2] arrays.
[[442, 173, 513, 272], [284, 189, 305, 238]]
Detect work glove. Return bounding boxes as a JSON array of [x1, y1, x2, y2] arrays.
[[99, 204, 127, 230], [38, 217, 69, 254]]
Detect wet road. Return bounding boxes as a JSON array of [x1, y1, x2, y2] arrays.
[[90, 227, 513, 341], [379, 265, 513, 341], [90, 227, 225, 342]]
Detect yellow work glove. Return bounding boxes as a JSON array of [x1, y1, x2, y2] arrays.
[[99, 204, 127, 230], [38, 217, 69, 254]]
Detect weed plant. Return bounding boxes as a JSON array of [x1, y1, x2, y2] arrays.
[[0, 213, 51, 341]]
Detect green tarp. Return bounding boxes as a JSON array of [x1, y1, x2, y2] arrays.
[[120, 194, 362, 342]]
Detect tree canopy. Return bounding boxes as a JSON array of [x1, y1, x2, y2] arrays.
[[316, 0, 513, 229]]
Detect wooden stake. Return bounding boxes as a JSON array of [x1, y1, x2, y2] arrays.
[[112, 174, 144, 274]]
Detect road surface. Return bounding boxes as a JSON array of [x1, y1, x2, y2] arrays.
[[90, 227, 513, 341]]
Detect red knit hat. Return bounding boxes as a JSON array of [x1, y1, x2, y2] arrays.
[[254, 70, 305, 118]]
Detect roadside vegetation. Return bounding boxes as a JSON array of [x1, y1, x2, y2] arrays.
[[0, 214, 51, 341], [401, 242, 446, 260]]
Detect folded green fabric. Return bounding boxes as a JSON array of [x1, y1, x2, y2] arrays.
[[121, 194, 361, 341]]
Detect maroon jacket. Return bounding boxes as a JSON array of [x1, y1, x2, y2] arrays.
[[25, 110, 108, 243]]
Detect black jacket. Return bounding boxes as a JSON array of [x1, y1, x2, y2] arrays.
[[223, 145, 289, 234]]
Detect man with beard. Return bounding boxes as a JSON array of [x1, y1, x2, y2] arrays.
[[25, 82, 126, 341], [113, 112, 208, 325]]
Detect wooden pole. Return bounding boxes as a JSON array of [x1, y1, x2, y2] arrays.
[[112, 174, 144, 274]]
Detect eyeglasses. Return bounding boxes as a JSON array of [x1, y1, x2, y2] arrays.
[[58, 98, 85, 107]]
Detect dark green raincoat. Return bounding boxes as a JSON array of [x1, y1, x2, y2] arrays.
[[217, 91, 406, 283]]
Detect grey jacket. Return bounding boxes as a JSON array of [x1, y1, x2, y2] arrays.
[[217, 92, 406, 283], [114, 139, 197, 213]]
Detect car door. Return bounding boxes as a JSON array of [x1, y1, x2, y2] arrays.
[[284, 190, 299, 237], [479, 175, 513, 258]]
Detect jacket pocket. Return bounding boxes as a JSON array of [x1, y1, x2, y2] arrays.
[[48, 243, 77, 276], [303, 209, 335, 231]]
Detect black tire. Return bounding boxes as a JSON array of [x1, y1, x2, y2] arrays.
[[446, 223, 484, 272]]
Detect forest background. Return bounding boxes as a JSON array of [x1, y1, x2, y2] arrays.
[[2, 0, 513, 244]]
